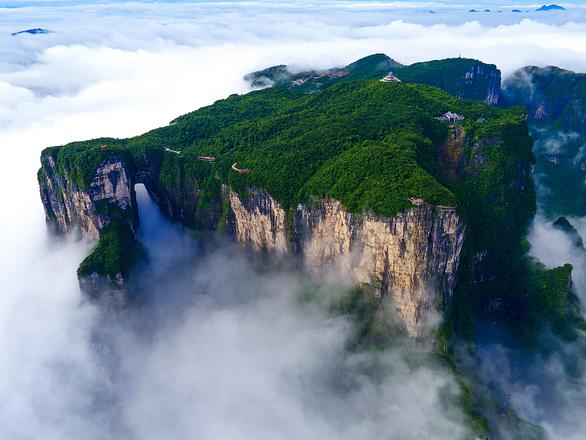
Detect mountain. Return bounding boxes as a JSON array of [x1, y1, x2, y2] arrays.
[[502, 66, 586, 131], [344, 53, 404, 78], [39, 64, 538, 338], [39, 54, 586, 437], [11, 28, 50, 36], [398, 58, 501, 105], [244, 54, 404, 91], [39, 53, 586, 346], [503, 66, 586, 216], [244, 54, 501, 104], [243, 64, 291, 88], [536, 4, 566, 12]]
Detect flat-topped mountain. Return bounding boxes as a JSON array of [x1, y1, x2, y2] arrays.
[[39, 53, 537, 337], [39, 53, 584, 345]]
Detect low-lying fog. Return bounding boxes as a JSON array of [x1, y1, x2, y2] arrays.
[[1, 2, 586, 439], [0, 184, 476, 439], [473, 128, 586, 440]]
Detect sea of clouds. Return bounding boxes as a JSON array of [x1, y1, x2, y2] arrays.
[[1, 1, 586, 439]]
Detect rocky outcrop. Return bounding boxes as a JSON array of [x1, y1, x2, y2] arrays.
[[299, 200, 464, 335], [227, 188, 465, 335], [39, 153, 137, 239], [398, 59, 502, 105], [463, 64, 501, 105], [39, 153, 138, 297], [502, 66, 586, 132], [228, 189, 289, 253]]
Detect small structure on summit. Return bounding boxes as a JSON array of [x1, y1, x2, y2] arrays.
[[435, 111, 465, 123], [231, 162, 252, 174], [197, 156, 216, 163], [380, 71, 401, 83]]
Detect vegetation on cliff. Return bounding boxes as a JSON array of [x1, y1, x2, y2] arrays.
[[502, 67, 586, 218], [40, 56, 534, 306], [244, 54, 500, 104], [44, 80, 517, 219], [37, 53, 586, 439], [502, 66, 586, 132], [77, 221, 145, 280], [398, 58, 501, 103]]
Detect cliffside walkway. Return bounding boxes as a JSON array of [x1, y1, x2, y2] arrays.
[[164, 147, 181, 155], [231, 162, 252, 174]]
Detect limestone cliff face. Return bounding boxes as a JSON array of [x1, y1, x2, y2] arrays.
[[228, 188, 465, 335], [39, 154, 137, 240], [463, 64, 501, 105], [39, 154, 138, 297], [228, 189, 289, 253], [40, 156, 466, 332]]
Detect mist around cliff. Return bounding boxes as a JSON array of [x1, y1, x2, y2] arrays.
[[468, 122, 586, 439], [0, 184, 479, 439], [2, 2, 586, 439]]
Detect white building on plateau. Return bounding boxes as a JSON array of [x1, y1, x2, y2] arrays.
[[435, 111, 465, 123], [380, 71, 401, 83]]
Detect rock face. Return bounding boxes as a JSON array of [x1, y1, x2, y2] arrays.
[[39, 153, 138, 297], [502, 66, 586, 132], [398, 59, 502, 105], [39, 150, 466, 333], [227, 188, 465, 335], [465, 64, 501, 105], [228, 189, 289, 253], [39, 153, 137, 240], [299, 200, 464, 335]]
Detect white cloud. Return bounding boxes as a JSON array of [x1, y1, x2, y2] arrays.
[[0, 183, 477, 439], [1, 1, 586, 439]]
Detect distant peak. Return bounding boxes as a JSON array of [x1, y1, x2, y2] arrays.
[[11, 28, 51, 36], [536, 4, 566, 12], [345, 53, 404, 73]]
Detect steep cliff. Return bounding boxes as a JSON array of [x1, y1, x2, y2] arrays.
[[38, 148, 137, 239], [502, 66, 586, 217], [226, 189, 464, 334], [502, 66, 586, 131], [38, 147, 141, 299], [399, 58, 502, 105], [38, 64, 534, 334]]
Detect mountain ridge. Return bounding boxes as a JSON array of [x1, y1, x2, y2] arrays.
[[38, 53, 584, 343]]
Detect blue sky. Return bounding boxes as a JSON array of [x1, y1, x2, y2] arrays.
[[0, 0, 584, 7]]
